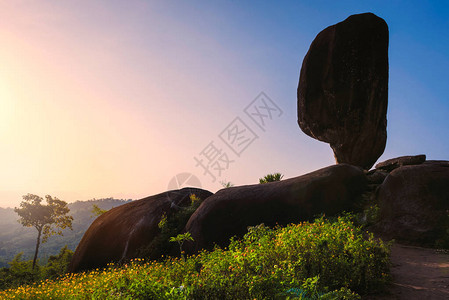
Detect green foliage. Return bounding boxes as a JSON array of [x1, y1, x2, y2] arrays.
[[138, 194, 203, 260], [90, 204, 107, 218], [170, 233, 194, 261], [219, 180, 234, 188], [0, 252, 39, 290], [0, 246, 73, 291], [15, 194, 73, 242], [158, 213, 168, 229], [279, 276, 360, 299], [362, 204, 380, 226], [169, 233, 194, 245], [0, 216, 391, 299], [40, 246, 73, 280], [259, 172, 284, 184], [353, 190, 381, 231], [0, 198, 130, 266], [189, 194, 200, 205], [14, 194, 73, 269]]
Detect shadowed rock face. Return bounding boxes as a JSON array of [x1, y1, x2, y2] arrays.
[[375, 161, 449, 245], [68, 187, 212, 273], [375, 154, 426, 172], [298, 13, 389, 170], [184, 164, 367, 253]]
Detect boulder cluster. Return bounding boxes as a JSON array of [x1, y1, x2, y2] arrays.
[[69, 13, 449, 273], [369, 156, 449, 246], [184, 164, 367, 252], [68, 188, 212, 273]]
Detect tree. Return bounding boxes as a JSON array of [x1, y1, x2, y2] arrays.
[[259, 173, 284, 184], [90, 204, 107, 218], [14, 194, 73, 269]]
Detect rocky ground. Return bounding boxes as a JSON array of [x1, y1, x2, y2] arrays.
[[365, 243, 449, 299]]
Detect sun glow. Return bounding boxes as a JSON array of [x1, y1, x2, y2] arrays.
[[0, 78, 16, 139]]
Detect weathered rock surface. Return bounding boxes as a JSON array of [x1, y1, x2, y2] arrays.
[[184, 164, 367, 253], [68, 188, 212, 273], [366, 169, 389, 185], [375, 161, 449, 246], [375, 154, 426, 172], [297, 13, 389, 170]]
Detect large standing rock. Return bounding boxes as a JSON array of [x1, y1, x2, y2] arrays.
[[375, 161, 449, 246], [297, 13, 389, 170], [68, 188, 212, 273], [184, 164, 367, 253]]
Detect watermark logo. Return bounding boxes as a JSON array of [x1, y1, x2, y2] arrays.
[[244, 92, 283, 131], [194, 141, 234, 182], [167, 173, 202, 190], [218, 117, 258, 157]]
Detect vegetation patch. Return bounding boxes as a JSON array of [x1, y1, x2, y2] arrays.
[[259, 172, 284, 184], [0, 215, 391, 299], [137, 194, 202, 260], [0, 246, 73, 291]]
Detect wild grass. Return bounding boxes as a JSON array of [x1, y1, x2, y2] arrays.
[[0, 215, 391, 299]]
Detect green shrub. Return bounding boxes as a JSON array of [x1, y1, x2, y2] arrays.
[[40, 246, 73, 280], [170, 232, 194, 261], [259, 173, 284, 184], [195, 216, 390, 298], [0, 246, 73, 291], [0, 215, 391, 299], [0, 253, 39, 290], [138, 194, 203, 259], [220, 181, 234, 188]]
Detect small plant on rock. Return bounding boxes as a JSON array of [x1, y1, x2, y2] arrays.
[[259, 172, 284, 184], [137, 193, 204, 259], [220, 180, 234, 188], [170, 232, 194, 261]]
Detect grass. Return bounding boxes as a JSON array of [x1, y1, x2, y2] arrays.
[[0, 215, 391, 299]]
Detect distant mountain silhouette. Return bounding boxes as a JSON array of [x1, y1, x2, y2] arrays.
[[0, 198, 131, 267]]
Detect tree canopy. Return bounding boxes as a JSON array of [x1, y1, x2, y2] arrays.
[[14, 194, 73, 269]]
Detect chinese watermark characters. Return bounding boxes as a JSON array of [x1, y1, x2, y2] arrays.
[[194, 92, 283, 183]]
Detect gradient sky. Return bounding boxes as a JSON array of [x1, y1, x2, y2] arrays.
[[1, 1, 448, 208]]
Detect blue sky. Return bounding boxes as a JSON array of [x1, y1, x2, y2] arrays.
[[0, 1, 448, 208]]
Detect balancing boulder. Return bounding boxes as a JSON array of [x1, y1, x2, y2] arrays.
[[298, 13, 389, 169]]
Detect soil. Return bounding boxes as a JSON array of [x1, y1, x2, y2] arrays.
[[364, 243, 449, 299]]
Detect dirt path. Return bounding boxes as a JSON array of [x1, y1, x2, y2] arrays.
[[365, 243, 449, 299]]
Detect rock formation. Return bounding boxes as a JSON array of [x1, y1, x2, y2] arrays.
[[184, 164, 367, 253], [68, 187, 212, 273], [297, 13, 389, 170], [374, 160, 449, 246], [375, 154, 426, 172], [67, 12, 448, 278]]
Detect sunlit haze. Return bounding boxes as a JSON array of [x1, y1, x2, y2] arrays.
[[1, 1, 448, 208]]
